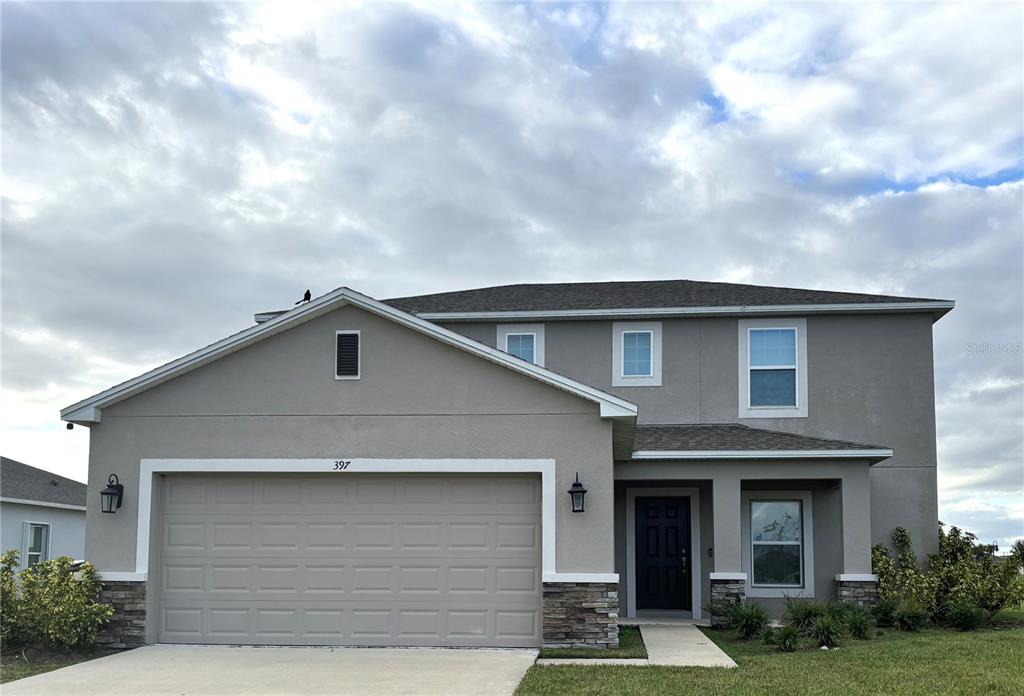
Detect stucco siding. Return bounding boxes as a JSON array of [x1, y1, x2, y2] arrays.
[[1, 502, 85, 565], [86, 304, 616, 576], [444, 313, 939, 554]]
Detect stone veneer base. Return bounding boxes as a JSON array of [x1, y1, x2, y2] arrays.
[[542, 582, 619, 649], [709, 578, 746, 629], [96, 580, 147, 650], [835, 579, 879, 607]]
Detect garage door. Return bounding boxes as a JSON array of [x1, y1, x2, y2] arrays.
[[156, 473, 541, 647]]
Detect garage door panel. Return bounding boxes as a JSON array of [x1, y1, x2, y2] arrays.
[[157, 474, 541, 647], [160, 560, 540, 601], [157, 603, 540, 647], [160, 517, 540, 558]]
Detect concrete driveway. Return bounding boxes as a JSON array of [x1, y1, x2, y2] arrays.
[[3, 645, 539, 696]]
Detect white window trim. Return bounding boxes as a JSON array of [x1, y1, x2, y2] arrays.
[[613, 322, 662, 387], [121, 458, 618, 586], [497, 324, 545, 366], [22, 521, 51, 568], [334, 329, 361, 380], [741, 490, 814, 598], [738, 318, 807, 418], [624, 487, 702, 620]]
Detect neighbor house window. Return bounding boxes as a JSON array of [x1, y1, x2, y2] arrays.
[[612, 322, 662, 387], [749, 328, 797, 407], [496, 325, 545, 366], [738, 318, 807, 418], [25, 523, 49, 567], [335, 330, 360, 379], [750, 500, 803, 587], [505, 333, 535, 363]]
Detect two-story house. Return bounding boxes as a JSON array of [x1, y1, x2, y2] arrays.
[[60, 280, 952, 649]]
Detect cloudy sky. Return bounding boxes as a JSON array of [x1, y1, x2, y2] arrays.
[[2, 2, 1021, 548]]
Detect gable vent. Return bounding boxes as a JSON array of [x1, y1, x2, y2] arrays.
[[336, 332, 360, 378]]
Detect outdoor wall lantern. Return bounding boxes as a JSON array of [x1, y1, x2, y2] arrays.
[[567, 473, 587, 513], [100, 474, 124, 514]]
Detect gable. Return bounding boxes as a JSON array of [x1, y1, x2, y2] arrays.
[[62, 288, 637, 424]]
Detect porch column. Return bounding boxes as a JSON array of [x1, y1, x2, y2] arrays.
[[836, 466, 878, 606], [712, 475, 742, 572], [710, 475, 745, 627]]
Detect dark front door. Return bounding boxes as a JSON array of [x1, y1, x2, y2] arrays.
[[635, 497, 692, 610]]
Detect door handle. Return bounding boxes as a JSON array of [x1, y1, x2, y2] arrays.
[[681, 552, 688, 571]]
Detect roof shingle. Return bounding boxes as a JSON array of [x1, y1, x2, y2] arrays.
[[385, 279, 948, 315], [1, 457, 87, 507], [633, 423, 889, 453]]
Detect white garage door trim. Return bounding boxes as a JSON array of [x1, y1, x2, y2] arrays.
[[120, 458, 617, 584]]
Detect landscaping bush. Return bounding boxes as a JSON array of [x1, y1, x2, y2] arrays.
[[765, 624, 802, 652], [825, 601, 854, 624], [894, 599, 929, 632], [946, 599, 987, 631], [845, 605, 875, 639], [1, 550, 22, 645], [782, 597, 826, 634], [873, 525, 1024, 623], [810, 615, 842, 648], [728, 601, 770, 640], [4, 556, 112, 650], [929, 524, 1024, 619], [872, 598, 897, 627]]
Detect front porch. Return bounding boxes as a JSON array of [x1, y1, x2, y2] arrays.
[[613, 425, 887, 623]]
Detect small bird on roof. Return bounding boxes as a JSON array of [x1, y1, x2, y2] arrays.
[[295, 289, 311, 305]]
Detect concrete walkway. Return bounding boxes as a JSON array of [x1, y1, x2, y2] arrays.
[[2, 644, 539, 696], [640, 624, 736, 667], [536, 624, 736, 668]]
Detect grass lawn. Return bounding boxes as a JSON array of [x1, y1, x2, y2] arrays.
[[516, 625, 1024, 695], [538, 625, 647, 659], [0, 646, 117, 684]]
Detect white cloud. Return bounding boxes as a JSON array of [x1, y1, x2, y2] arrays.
[[1, 1, 1021, 545]]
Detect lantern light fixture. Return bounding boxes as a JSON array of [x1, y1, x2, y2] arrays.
[[100, 474, 124, 514], [567, 472, 587, 513]]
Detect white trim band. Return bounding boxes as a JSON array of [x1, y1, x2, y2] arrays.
[[631, 449, 893, 460], [135, 458, 558, 577], [543, 573, 619, 584], [416, 301, 955, 322], [98, 572, 148, 582], [0, 497, 87, 511], [709, 572, 748, 581], [836, 574, 878, 582]]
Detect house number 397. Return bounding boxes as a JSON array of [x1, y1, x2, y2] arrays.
[[333, 460, 351, 470]]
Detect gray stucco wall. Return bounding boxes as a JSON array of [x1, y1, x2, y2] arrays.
[[1, 502, 86, 566], [84, 304, 616, 575], [443, 314, 939, 555]]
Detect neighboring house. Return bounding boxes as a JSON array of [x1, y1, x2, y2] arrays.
[[60, 280, 952, 649], [1, 457, 87, 568]]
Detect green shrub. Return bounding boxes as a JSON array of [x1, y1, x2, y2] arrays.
[[766, 624, 801, 652], [929, 524, 1024, 619], [728, 601, 770, 640], [946, 599, 987, 631], [872, 598, 897, 627], [845, 605, 875, 639], [825, 601, 854, 624], [894, 599, 929, 632], [782, 597, 826, 634], [11, 556, 113, 650], [810, 615, 842, 648], [1, 550, 22, 645], [874, 525, 1024, 624]]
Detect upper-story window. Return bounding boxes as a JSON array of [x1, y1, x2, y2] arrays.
[[613, 322, 662, 387], [738, 318, 807, 418], [497, 324, 545, 366]]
